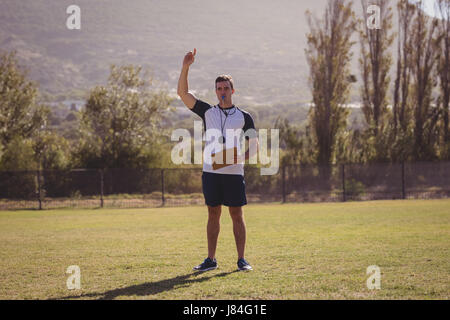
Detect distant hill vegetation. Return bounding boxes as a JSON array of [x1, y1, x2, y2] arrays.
[[0, 0, 370, 106]]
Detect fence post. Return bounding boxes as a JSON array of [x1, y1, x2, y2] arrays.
[[161, 169, 165, 206], [100, 169, 104, 208], [401, 162, 406, 199], [282, 165, 286, 203], [36, 170, 42, 210], [342, 163, 346, 202]]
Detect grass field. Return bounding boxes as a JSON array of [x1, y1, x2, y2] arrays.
[[0, 199, 449, 300]]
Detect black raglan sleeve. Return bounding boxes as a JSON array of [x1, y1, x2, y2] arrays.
[[242, 110, 257, 140], [190, 99, 212, 121]]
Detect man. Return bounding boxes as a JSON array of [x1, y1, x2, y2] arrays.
[[177, 48, 258, 272]]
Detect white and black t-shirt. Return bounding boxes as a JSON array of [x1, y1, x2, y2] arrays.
[[191, 99, 256, 176]]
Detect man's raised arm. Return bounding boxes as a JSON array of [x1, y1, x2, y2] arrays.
[[177, 48, 197, 109]]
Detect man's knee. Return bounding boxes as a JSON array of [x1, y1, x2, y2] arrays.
[[208, 205, 222, 220], [228, 206, 243, 221]]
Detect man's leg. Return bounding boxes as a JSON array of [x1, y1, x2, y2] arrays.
[[228, 206, 246, 260], [207, 205, 221, 259]]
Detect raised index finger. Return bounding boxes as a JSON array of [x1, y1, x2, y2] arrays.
[[193, 48, 197, 56]]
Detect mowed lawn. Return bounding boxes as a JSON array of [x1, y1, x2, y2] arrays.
[[0, 199, 449, 300]]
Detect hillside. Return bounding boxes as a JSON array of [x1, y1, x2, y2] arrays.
[[0, 0, 356, 105], [5, 1, 433, 132], [2, 1, 438, 107]]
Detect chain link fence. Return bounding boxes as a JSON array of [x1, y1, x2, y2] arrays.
[[0, 161, 449, 210]]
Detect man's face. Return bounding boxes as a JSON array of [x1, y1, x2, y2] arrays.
[[215, 80, 234, 103]]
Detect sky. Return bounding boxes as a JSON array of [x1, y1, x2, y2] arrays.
[[414, 0, 448, 19]]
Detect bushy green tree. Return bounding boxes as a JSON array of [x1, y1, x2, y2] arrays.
[[275, 117, 316, 165], [74, 64, 172, 169], [0, 51, 49, 170], [33, 130, 71, 170], [0, 136, 36, 170]]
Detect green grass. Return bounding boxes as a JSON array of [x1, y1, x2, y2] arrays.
[[0, 199, 449, 300]]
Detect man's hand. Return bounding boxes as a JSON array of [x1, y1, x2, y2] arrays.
[[178, 48, 197, 109], [183, 48, 196, 68]]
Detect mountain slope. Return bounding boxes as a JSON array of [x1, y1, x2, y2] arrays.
[[0, 0, 331, 104]]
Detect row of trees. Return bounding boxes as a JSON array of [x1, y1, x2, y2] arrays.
[[0, 0, 448, 172], [0, 51, 172, 171], [280, 0, 449, 169]]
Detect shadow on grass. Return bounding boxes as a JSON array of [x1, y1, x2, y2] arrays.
[[54, 270, 238, 300]]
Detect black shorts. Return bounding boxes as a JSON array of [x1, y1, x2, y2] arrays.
[[202, 172, 247, 207]]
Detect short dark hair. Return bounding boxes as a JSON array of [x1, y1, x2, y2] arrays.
[[215, 75, 234, 90]]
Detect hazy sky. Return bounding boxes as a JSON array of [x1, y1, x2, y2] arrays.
[[414, 0, 448, 19]]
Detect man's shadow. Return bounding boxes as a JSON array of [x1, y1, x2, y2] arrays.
[[55, 270, 238, 300]]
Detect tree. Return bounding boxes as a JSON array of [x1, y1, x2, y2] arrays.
[[335, 127, 368, 163], [358, 0, 395, 162], [305, 0, 357, 181], [275, 116, 316, 166], [392, 0, 416, 161], [0, 136, 36, 171], [435, 0, 450, 159], [33, 130, 71, 170], [410, 0, 440, 160], [74, 64, 172, 169], [0, 51, 48, 153]]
